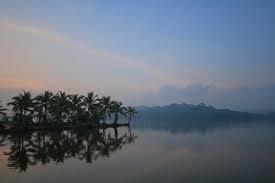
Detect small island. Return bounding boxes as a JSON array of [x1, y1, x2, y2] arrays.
[[0, 90, 137, 133]]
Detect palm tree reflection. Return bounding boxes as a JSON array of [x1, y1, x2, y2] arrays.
[[4, 133, 35, 172], [3, 127, 136, 173]]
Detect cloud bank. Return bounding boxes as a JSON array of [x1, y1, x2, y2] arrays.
[[139, 84, 275, 111]]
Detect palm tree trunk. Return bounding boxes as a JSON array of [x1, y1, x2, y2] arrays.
[[114, 113, 118, 124], [114, 127, 118, 141], [44, 106, 48, 123], [22, 110, 26, 129], [128, 114, 132, 124], [38, 113, 42, 124]]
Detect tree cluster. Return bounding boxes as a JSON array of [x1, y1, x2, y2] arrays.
[[0, 90, 137, 129]]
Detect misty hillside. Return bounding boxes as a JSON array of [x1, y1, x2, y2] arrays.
[[135, 103, 274, 121]]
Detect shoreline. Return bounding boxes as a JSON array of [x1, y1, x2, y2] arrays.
[[0, 122, 130, 134]]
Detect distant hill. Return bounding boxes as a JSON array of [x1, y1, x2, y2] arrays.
[[135, 103, 273, 121]]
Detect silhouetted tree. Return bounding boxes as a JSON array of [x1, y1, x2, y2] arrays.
[[2, 90, 135, 131], [7, 91, 35, 129], [49, 91, 70, 124], [0, 100, 7, 117], [0, 100, 8, 126], [34, 91, 53, 123], [68, 94, 85, 127], [99, 96, 112, 124], [110, 101, 126, 124], [125, 106, 137, 124], [84, 92, 99, 124]]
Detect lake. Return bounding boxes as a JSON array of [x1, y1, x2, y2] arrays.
[[0, 120, 275, 183]]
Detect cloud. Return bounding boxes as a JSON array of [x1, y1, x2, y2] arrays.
[[139, 83, 275, 110], [0, 19, 187, 87], [139, 84, 209, 106], [211, 85, 275, 110], [159, 84, 210, 98], [0, 75, 46, 91]]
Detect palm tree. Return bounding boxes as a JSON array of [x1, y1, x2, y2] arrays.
[[0, 101, 8, 128], [49, 91, 70, 124], [0, 100, 8, 119], [2, 89, 132, 131], [110, 101, 126, 124], [8, 91, 35, 128], [99, 96, 112, 124], [34, 91, 53, 124], [0, 100, 7, 114], [84, 92, 99, 123], [125, 106, 137, 124], [68, 94, 84, 127], [84, 92, 98, 112]]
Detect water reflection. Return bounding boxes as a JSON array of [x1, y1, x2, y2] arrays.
[[1, 121, 275, 183], [1, 127, 136, 173], [134, 118, 275, 135]]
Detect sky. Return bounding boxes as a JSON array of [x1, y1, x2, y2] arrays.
[[0, 0, 275, 110]]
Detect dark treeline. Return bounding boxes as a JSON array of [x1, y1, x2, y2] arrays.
[[135, 103, 274, 121], [0, 90, 137, 131], [0, 127, 136, 173], [134, 103, 275, 134]]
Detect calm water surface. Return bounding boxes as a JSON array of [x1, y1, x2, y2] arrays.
[[0, 121, 275, 183]]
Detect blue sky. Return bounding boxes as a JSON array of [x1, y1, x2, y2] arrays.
[[0, 0, 275, 110]]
